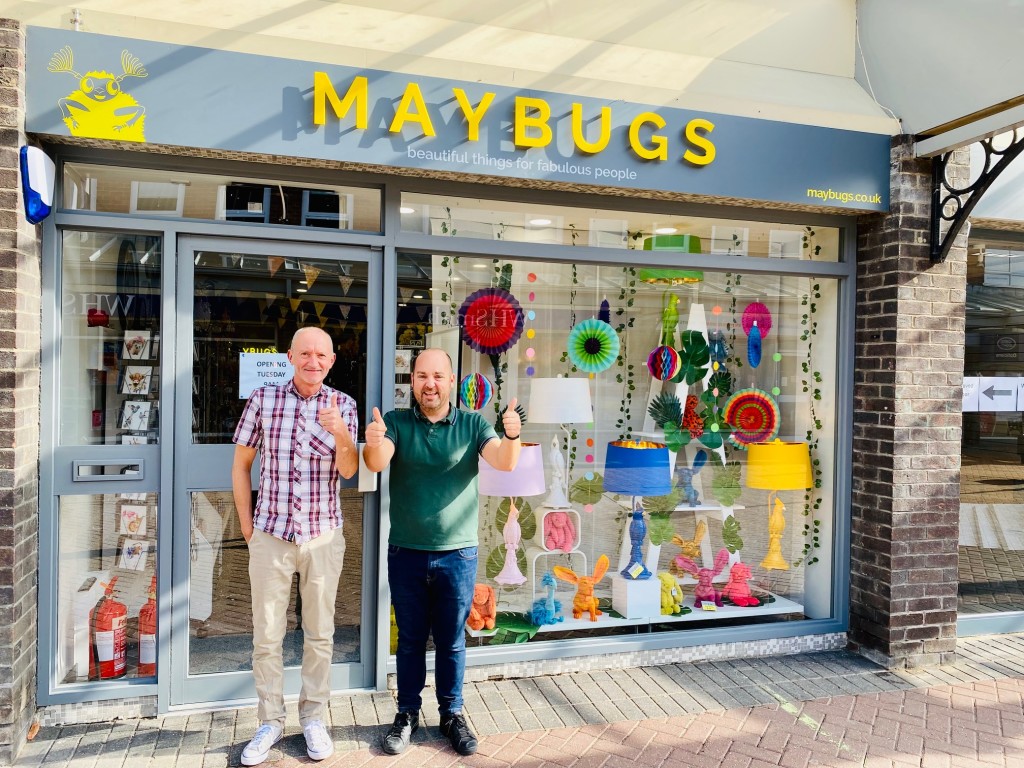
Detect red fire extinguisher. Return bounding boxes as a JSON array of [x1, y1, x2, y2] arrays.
[[89, 577, 127, 680], [138, 576, 157, 677]]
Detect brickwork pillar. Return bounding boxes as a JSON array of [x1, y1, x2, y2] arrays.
[[849, 136, 968, 668], [0, 18, 40, 764]]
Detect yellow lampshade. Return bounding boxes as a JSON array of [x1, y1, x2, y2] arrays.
[[745, 439, 813, 491]]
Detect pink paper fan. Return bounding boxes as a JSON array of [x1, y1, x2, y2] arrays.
[[741, 302, 772, 338]]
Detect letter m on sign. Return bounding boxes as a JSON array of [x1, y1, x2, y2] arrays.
[[313, 72, 368, 129]]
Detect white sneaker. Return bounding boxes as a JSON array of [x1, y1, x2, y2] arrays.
[[303, 719, 334, 761], [241, 723, 283, 766]]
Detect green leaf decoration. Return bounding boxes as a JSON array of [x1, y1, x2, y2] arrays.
[[711, 460, 742, 506], [707, 369, 733, 399], [646, 512, 676, 545], [494, 611, 540, 640], [663, 421, 691, 452], [570, 472, 604, 505], [485, 546, 505, 579], [673, 330, 710, 385], [722, 516, 744, 553], [698, 428, 723, 450], [496, 497, 536, 540], [647, 392, 682, 429], [642, 485, 682, 516]]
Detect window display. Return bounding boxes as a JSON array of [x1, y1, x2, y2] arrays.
[[56, 493, 159, 683], [59, 230, 162, 446], [396, 236, 839, 645]]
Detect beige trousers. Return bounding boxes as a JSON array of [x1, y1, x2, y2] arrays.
[[247, 527, 346, 728]]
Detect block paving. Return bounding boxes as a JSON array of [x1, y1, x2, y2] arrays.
[[13, 633, 1024, 767]]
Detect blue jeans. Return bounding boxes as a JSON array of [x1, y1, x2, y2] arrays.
[[388, 545, 478, 716]]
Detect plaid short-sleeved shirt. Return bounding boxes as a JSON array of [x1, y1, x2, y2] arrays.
[[233, 380, 358, 544]]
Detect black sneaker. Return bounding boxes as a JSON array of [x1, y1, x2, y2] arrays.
[[439, 712, 478, 756], [381, 711, 418, 755]]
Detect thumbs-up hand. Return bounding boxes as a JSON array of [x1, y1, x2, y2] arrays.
[[502, 396, 521, 438], [365, 406, 387, 448], [318, 393, 346, 437]]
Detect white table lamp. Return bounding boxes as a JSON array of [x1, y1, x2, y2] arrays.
[[527, 377, 593, 509]]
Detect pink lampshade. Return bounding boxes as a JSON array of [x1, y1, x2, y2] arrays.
[[478, 442, 546, 497]]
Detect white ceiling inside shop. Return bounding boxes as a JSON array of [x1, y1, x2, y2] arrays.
[[5, 0, 898, 133]]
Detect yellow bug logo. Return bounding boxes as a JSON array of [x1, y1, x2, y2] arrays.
[[47, 46, 148, 142]]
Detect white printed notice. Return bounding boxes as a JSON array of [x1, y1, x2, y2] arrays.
[[239, 353, 291, 398]]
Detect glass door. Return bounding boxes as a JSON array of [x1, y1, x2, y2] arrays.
[[172, 235, 380, 705]]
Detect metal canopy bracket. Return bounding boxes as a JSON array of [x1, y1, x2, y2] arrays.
[[931, 130, 1024, 262]]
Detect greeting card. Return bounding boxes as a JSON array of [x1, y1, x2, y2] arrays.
[[121, 366, 152, 395], [118, 539, 149, 571], [122, 331, 151, 360], [119, 504, 147, 536]]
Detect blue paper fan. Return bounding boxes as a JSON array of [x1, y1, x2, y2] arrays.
[[747, 322, 762, 368]]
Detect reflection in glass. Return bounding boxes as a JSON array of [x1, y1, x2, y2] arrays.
[[188, 491, 363, 675], [191, 253, 367, 444], [60, 231, 162, 446], [397, 250, 840, 645], [56, 493, 159, 684], [400, 192, 841, 262], [960, 236, 1024, 614], [63, 163, 382, 233]]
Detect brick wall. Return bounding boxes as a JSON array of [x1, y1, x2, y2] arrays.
[[0, 19, 40, 765], [849, 136, 968, 667]]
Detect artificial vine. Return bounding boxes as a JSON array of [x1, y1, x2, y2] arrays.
[[795, 227, 824, 567], [438, 254, 459, 326], [614, 266, 637, 439], [723, 272, 744, 374]]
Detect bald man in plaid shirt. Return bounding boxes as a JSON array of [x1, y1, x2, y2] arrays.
[[232, 327, 358, 766]]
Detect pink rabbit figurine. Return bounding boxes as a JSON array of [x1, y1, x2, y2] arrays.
[[721, 562, 760, 607], [674, 548, 730, 608], [544, 511, 576, 553]]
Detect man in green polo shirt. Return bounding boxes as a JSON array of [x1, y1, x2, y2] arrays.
[[363, 348, 521, 757]]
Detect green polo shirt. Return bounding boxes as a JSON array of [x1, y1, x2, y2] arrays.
[[383, 405, 498, 550]]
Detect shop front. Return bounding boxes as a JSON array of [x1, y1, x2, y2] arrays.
[[21, 25, 891, 719]]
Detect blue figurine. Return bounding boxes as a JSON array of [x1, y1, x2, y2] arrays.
[[708, 329, 729, 363], [676, 450, 708, 507], [622, 503, 652, 580]]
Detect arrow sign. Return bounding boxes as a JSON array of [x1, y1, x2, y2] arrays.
[[979, 376, 1019, 412], [983, 386, 1013, 399]]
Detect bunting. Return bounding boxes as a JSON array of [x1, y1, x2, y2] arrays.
[[268, 256, 285, 277], [339, 276, 354, 295], [301, 263, 321, 290]]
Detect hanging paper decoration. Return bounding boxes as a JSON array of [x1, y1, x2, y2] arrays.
[[724, 389, 780, 449], [599, 297, 611, 324], [567, 318, 620, 374], [301, 263, 321, 290], [459, 373, 493, 410], [741, 302, 772, 338], [747, 321, 763, 368], [338, 275, 354, 295], [647, 345, 681, 381], [458, 287, 525, 355], [268, 256, 285, 277]]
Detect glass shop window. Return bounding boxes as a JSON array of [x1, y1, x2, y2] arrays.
[[55, 492, 159, 685], [60, 230, 162, 446], [400, 193, 840, 262], [394, 244, 840, 647], [62, 163, 383, 233], [959, 236, 1024, 616]]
